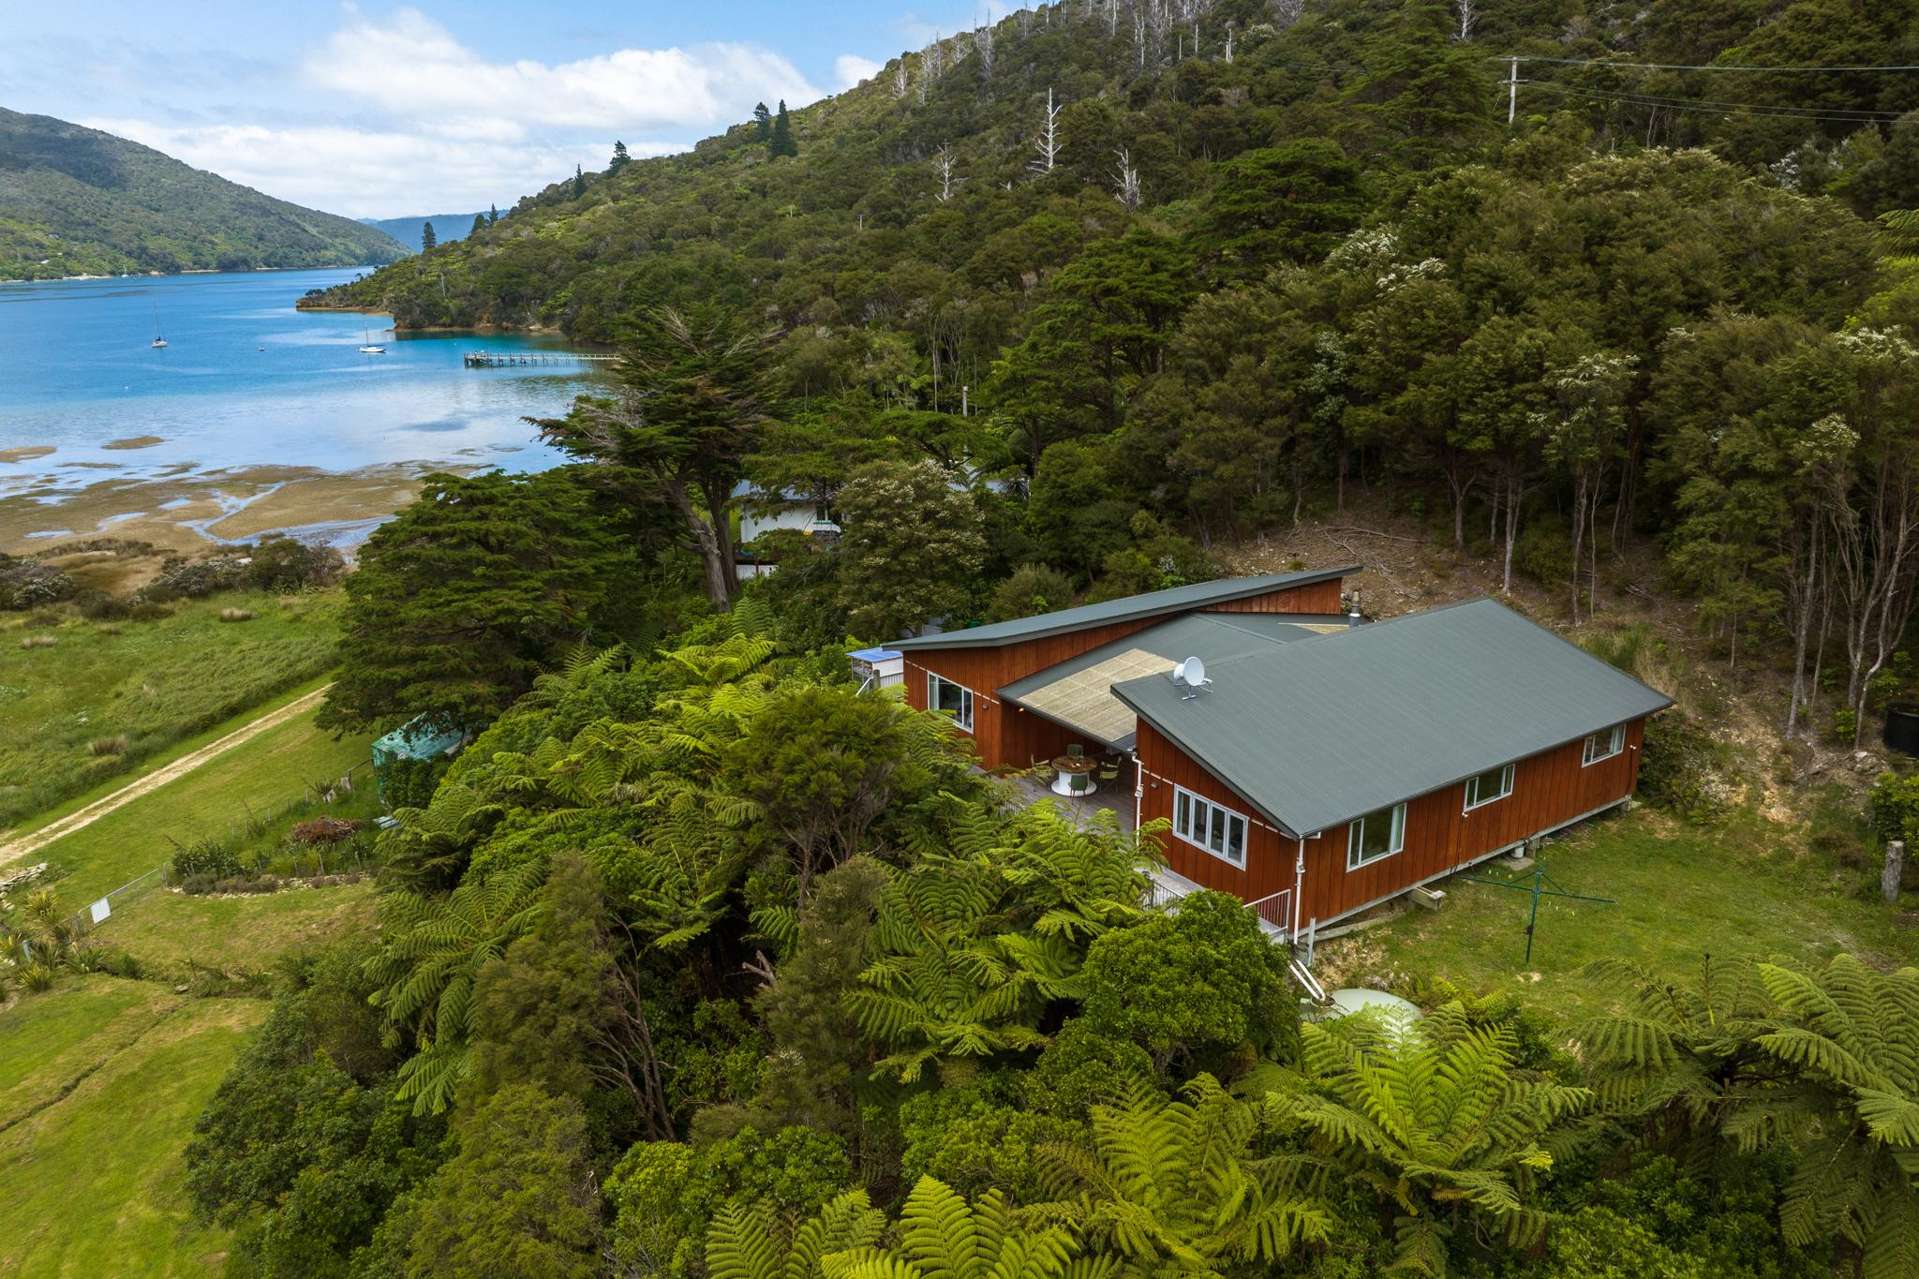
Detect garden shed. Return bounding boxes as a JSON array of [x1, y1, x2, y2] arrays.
[[370, 716, 465, 801]]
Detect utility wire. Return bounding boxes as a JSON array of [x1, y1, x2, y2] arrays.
[[1492, 54, 1919, 74], [1522, 80, 1908, 124]]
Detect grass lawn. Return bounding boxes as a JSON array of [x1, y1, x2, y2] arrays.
[[29, 702, 373, 908], [0, 976, 263, 1279], [0, 588, 342, 827], [104, 881, 378, 978], [1313, 805, 1919, 1021]]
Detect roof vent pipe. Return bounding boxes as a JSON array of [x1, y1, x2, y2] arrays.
[[1349, 588, 1363, 621]]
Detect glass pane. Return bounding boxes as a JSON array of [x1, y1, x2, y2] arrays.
[[1209, 806, 1225, 853], [1176, 792, 1191, 838], [1229, 816, 1246, 863]]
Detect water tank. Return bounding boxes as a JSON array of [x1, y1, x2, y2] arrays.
[[1886, 703, 1919, 757]]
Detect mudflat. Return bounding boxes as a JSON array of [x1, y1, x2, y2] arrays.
[[0, 462, 466, 556]]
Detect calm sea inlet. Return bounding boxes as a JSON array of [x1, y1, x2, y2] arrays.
[[0, 267, 603, 490]]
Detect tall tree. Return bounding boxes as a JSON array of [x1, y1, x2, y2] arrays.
[[535, 307, 779, 610], [405, 1085, 603, 1279], [469, 212, 487, 237], [318, 469, 633, 735], [609, 140, 631, 173], [420, 221, 436, 252], [571, 164, 586, 200], [769, 102, 798, 158], [752, 101, 772, 141], [834, 459, 987, 639]]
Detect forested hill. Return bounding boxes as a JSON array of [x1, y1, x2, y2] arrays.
[[306, 0, 1919, 347], [0, 108, 407, 280]]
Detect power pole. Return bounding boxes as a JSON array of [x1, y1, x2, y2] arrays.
[[1507, 56, 1519, 127]]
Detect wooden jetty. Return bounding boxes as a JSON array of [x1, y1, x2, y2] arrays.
[[463, 351, 619, 368]]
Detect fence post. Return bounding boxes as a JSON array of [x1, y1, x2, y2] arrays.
[[1885, 839, 1906, 904]]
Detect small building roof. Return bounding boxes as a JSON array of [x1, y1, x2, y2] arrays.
[[849, 646, 903, 662], [371, 715, 465, 764], [891, 567, 1358, 651], [1111, 598, 1672, 838], [999, 613, 1351, 748]]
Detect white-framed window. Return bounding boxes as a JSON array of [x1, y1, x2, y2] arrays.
[[927, 672, 974, 733], [1582, 724, 1626, 766], [1463, 763, 1515, 811], [1347, 803, 1406, 870], [1172, 785, 1248, 868]]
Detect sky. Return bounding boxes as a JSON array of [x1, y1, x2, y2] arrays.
[[0, 1, 1029, 219]]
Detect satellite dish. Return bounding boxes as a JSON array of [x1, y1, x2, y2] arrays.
[[1173, 656, 1211, 698]]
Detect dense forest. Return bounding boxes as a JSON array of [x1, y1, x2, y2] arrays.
[[310, 0, 1919, 743], [0, 108, 406, 279], [159, 1, 1919, 1276]]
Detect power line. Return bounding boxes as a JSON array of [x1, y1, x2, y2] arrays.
[[1521, 80, 1907, 124], [1495, 54, 1919, 74]]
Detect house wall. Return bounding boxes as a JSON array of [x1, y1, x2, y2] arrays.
[[1135, 716, 1648, 931], [901, 578, 1347, 769]]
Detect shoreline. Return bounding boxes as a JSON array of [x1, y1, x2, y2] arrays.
[[0, 461, 478, 558], [0, 261, 403, 286]]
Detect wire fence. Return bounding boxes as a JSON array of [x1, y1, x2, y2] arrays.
[[64, 865, 167, 937]]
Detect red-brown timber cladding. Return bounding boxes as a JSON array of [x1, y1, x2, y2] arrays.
[[1134, 717, 1648, 928], [901, 580, 1348, 769]]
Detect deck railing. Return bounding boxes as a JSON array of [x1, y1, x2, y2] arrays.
[[1244, 888, 1293, 938]]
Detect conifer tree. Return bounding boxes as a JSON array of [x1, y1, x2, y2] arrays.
[[609, 140, 631, 173], [769, 101, 797, 158], [470, 212, 487, 237], [487, 203, 499, 223], [753, 101, 772, 141], [420, 221, 436, 252]]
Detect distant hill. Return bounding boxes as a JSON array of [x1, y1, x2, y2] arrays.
[[359, 213, 491, 252], [0, 108, 408, 280]]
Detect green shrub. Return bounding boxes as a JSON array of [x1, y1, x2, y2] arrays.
[[1829, 706, 1859, 744], [1581, 623, 1652, 675], [245, 536, 344, 593], [380, 756, 447, 810], [986, 563, 1077, 622], [898, 1078, 1084, 1203], [1868, 771, 1919, 845], [1637, 712, 1728, 822], [1513, 522, 1574, 588], [169, 837, 246, 884]]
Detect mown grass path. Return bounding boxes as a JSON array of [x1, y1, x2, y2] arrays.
[[0, 684, 333, 874]]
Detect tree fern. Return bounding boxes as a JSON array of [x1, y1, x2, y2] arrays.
[[708, 1190, 885, 1279], [822, 1177, 1080, 1279], [1257, 1003, 1590, 1275], [1039, 1074, 1333, 1269], [364, 858, 547, 1113]]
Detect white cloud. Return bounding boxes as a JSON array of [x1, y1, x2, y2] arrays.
[[833, 54, 884, 91], [82, 117, 676, 218], [74, 8, 833, 216], [304, 9, 822, 131]]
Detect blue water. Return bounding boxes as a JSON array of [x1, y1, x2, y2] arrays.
[[0, 267, 600, 490]]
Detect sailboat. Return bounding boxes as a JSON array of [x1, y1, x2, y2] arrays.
[[358, 326, 386, 355], [150, 302, 167, 349]]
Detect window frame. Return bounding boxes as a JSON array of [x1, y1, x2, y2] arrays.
[[926, 671, 975, 733], [1171, 784, 1248, 869], [1463, 763, 1516, 812], [1346, 803, 1407, 870], [1581, 723, 1626, 767]]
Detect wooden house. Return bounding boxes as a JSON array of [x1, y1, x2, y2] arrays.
[[893, 570, 1670, 936]]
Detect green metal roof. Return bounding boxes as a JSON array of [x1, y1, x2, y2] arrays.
[[1111, 598, 1673, 838], [998, 613, 1352, 748], [891, 567, 1358, 650], [372, 716, 465, 764]]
